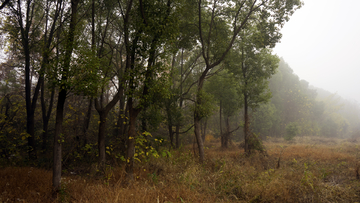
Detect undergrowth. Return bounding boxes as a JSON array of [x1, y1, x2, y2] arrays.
[[1, 136, 360, 202]]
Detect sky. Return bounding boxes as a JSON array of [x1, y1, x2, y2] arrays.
[[273, 0, 360, 103]]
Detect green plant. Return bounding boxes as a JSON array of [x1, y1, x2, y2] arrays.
[[285, 122, 299, 141], [130, 132, 171, 163], [320, 168, 330, 180], [59, 183, 69, 203], [301, 162, 315, 190]]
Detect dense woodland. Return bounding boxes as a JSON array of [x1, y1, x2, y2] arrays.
[[1, 0, 360, 199]]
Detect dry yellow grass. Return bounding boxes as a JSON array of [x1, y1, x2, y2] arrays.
[[1, 136, 360, 202]]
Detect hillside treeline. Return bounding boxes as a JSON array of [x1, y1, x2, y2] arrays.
[[203, 58, 360, 143]]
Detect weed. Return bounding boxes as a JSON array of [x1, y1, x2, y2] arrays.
[[58, 183, 69, 203], [301, 162, 315, 190], [1, 137, 360, 202]]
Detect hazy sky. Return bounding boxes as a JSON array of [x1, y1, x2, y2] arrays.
[[273, 0, 360, 103]]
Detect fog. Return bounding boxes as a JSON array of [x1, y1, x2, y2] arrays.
[[273, 0, 360, 103]]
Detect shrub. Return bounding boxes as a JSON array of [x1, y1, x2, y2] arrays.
[[285, 122, 299, 141]]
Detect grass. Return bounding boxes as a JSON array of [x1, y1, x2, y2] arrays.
[[1, 136, 360, 202]]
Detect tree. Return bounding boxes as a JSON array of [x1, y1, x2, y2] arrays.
[[119, 0, 180, 179], [53, 0, 80, 192], [4, 0, 64, 161], [193, 0, 302, 162], [206, 71, 241, 148], [8, 0, 43, 160], [227, 24, 280, 154]]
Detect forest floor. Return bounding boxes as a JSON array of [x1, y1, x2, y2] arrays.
[[1, 136, 360, 203]]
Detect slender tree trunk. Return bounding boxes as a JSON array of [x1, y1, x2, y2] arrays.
[[117, 98, 127, 154], [41, 82, 55, 152], [193, 70, 209, 163], [175, 49, 184, 149], [166, 102, 174, 147], [95, 90, 122, 166], [168, 124, 174, 148], [82, 98, 92, 147], [40, 0, 62, 154], [97, 111, 107, 165], [175, 125, 180, 149], [175, 97, 183, 149], [244, 94, 250, 155], [201, 119, 207, 144], [125, 99, 141, 180], [194, 114, 204, 163], [194, 81, 205, 163], [224, 116, 230, 148], [53, 0, 79, 192], [220, 101, 225, 147], [53, 88, 66, 192], [17, 0, 38, 160]]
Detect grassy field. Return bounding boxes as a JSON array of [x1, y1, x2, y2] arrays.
[[1, 136, 360, 202]]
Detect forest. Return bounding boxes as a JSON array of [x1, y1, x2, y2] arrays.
[[1, 0, 360, 202]]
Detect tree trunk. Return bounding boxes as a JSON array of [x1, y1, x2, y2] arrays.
[[168, 124, 174, 148], [220, 101, 224, 148], [18, 0, 38, 160], [194, 114, 204, 163], [53, 88, 66, 192], [40, 0, 62, 154], [82, 98, 92, 147], [117, 95, 126, 154], [244, 94, 250, 155], [41, 82, 55, 152], [53, 0, 79, 193], [224, 116, 230, 148], [175, 49, 184, 149], [125, 99, 141, 180], [95, 89, 122, 166], [175, 125, 180, 149], [193, 72, 207, 163], [97, 111, 107, 166], [201, 119, 207, 144]]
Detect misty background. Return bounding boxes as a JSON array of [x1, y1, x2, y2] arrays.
[[273, 0, 360, 104]]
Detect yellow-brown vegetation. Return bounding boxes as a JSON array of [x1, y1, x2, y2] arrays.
[[1, 136, 360, 202]]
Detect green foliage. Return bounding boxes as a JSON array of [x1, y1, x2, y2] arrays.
[[248, 133, 266, 153], [127, 132, 172, 164], [0, 95, 28, 165], [285, 122, 299, 141], [206, 71, 242, 117], [194, 90, 216, 119], [301, 162, 315, 191], [251, 103, 277, 137], [71, 47, 103, 97]]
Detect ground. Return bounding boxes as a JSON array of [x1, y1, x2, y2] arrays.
[[1, 136, 360, 202]]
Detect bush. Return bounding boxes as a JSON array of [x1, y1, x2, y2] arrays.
[[285, 122, 299, 141]]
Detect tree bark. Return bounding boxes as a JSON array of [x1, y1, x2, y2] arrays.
[[168, 124, 174, 148], [244, 93, 250, 155], [82, 98, 92, 147], [95, 88, 123, 166], [125, 99, 141, 180], [194, 76, 206, 163], [40, 82, 55, 152], [40, 0, 62, 153], [201, 119, 207, 144], [224, 116, 230, 148], [53, 0, 79, 192], [220, 101, 224, 147], [17, 0, 38, 161], [175, 49, 184, 149], [117, 98, 127, 154]]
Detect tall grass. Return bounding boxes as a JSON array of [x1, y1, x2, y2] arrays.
[[1, 136, 360, 202]]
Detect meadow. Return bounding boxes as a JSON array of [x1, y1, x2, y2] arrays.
[[1, 136, 360, 203]]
